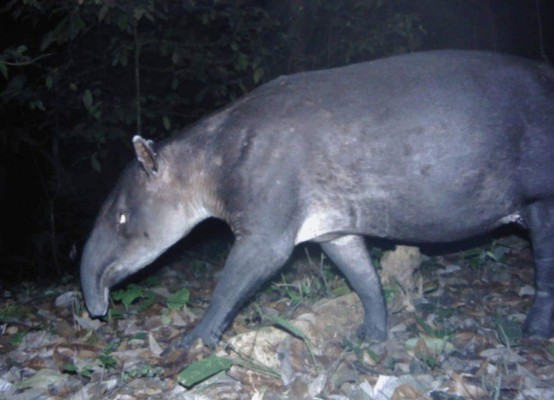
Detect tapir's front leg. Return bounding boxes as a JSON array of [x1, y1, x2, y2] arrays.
[[177, 234, 294, 348], [321, 235, 387, 341]]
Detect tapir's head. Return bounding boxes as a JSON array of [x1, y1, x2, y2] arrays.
[[80, 136, 211, 317]]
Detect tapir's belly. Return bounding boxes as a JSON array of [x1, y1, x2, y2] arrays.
[[295, 203, 521, 244], [294, 169, 521, 244]]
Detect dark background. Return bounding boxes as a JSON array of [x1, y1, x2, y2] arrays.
[[0, 0, 553, 285]]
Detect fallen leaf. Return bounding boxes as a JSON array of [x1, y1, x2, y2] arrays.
[[15, 369, 65, 390]]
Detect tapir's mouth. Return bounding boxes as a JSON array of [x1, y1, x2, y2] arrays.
[[82, 261, 121, 318], [82, 252, 160, 318], [86, 286, 110, 317]]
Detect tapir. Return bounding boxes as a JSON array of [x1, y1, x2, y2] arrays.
[[81, 50, 554, 348]]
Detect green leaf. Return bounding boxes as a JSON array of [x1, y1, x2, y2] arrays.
[[495, 316, 522, 347], [62, 363, 78, 374], [171, 78, 179, 91], [178, 356, 233, 388], [266, 314, 318, 367], [414, 314, 435, 336], [99, 353, 117, 369], [45, 74, 53, 89], [161, 312, 171, 326], [16, 45, 27, 55], [144, 11, 155, 23], [89, 103, 102, 119], [80, 366, 95, 378], [69, 13, 85, 39], [0, 61, 8, 79], [136, 292, 156, 313], [83, 89, 93, 109], [134, 7, 147, 21], [9, 330, 27, 347], [29, 99, 45, 111], [40, 33, 54, 52], [162, 115, 171, 131], [117, 13, 129, 31], [167, 288, 189, 310], [98, 5, 109, 22], [405, 335, 456, 354], [112, 284, 145, 310], [91, 152, 101, 172], [236, 53, 248, 71], [253, 67, 264, 84], [15, 369, 64, 390], [267, 315, 306, 340]]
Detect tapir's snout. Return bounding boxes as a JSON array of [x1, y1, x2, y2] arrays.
[[80, 225, 115, 318], [83, 287, 109, 317], [80, 256, 110, 317]]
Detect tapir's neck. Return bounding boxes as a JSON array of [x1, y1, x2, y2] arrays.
[[162, 133, 229, 230]]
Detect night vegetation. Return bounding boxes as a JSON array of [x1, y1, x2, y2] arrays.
[[1, 0, 428, 282]]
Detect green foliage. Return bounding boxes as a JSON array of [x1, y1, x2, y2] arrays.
[[62, 341, 117, 377], [272, 273, 322, 307], [178, 355, 233, 388], [342, 338, 381, 364], [0, 304, 30, 323], [1, 0, 423, 167], [460, 241, 511, 270], [166, 288, 190, 310], [0, 0, 424, 279], [495, 315, 523, 348], [111, 283, 156, 313], [270, 249, 351, 309], [266, 314, 318, 368], [112, 284, 145, 310], [99, 340, 119, 370], [62, 363, 95, 378], [9, 330, 27, 347], [122, 364, 163, 380], [283, 0, 423, 70], [548, 343, 554, 357], [405, 334, 455, 370], [99, 352, 118, 369], [414, 314, 453, 339]]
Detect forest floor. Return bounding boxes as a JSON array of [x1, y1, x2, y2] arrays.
[[1, 234, 554, 399]]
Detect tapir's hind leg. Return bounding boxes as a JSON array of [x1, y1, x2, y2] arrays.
[[320, 235, 387, 341], [523, 200, 554, 337]]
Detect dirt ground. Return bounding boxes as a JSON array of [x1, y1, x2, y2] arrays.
[[1, 235, 553, 399]]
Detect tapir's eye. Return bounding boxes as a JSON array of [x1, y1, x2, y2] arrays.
[[117, 212, 128, 225]]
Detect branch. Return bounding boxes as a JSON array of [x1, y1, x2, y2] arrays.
[[133, 21, 142, 135], [3, 52, 55, 66]]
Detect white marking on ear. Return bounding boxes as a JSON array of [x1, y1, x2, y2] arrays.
[[133, 135, 158, 176]]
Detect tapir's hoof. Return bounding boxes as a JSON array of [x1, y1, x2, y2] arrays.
[[522, 317, 553, 339], [176, 326, 221, 350], [523, 297, 554, 338], [356, 324, 387, 342]]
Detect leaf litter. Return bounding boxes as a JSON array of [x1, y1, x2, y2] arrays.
[[0, 235, 553, 399]]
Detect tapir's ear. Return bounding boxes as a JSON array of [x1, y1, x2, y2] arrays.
[[132, 135, 159, 176]]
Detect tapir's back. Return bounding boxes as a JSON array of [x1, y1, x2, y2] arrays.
[[218, 50, 554, 174], [203, 50, 554, 241]]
